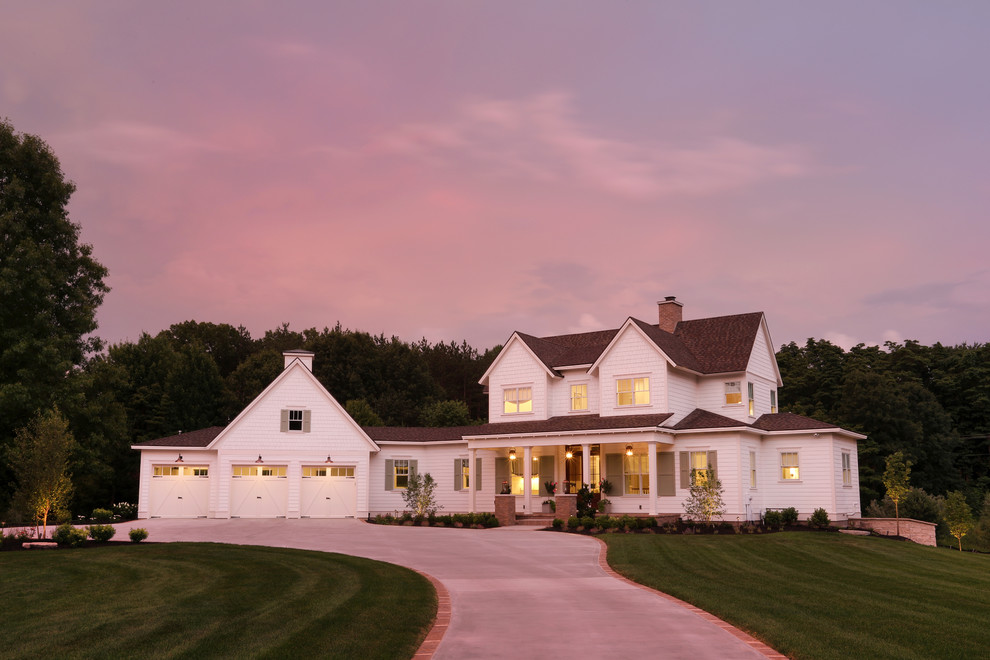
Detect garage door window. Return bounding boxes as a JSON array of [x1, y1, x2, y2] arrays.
[[233, 465, 287, 477], [154, 465, 208, 477], [303, 466, 355, 477]]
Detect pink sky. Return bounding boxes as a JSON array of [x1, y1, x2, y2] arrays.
[[3, 2, 989, 352]]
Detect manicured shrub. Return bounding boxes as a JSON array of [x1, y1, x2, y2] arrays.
[[112, 502, 138, 520], [639, 517, 658, 530], [781, 507, 799, 526], [129, 528, 149, 543], [88, 524, 116, 542], [579, 516, 595, 529], [53, 523, 88, 548], [810, 508, 830, 529], [763, 510, 783, 530], [551, 517, 563, 530], [91, 508, 113, 523], [566, 516, 580, 529]]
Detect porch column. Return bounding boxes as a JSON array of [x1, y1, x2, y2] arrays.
[[523, 446, 533, 513], [581, 444, 590, 488], [648, 440, 658, 515], [468, 447, 477, 513]]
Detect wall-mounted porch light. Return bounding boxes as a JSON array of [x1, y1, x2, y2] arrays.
[[625, 445, 634, 456], [565, 449, 573, 459], [509, 448, 517, 460]]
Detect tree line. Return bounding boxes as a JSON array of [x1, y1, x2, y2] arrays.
[[2, 118, 988, 538]]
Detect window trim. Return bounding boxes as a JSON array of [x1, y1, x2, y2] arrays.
[[780, 451, 800, 481], [748, 382, 755, 417], [503, 385, 533, 415], [569, 382, 589, 412], [749, 450, 757, 489], [394, 458, 410, 489], [616, 376, 650, 408], [724, 381, 742, 405], [623, 453, 650, 496], [770, 390, 777, 414], [841, 451, 852, 487]]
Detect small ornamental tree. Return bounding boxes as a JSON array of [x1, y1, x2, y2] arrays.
[[943, 491, 973, 552], [8, 408, 75, 537], [882, 451, 912, 537], [402, 472, 442, 518], [683, 468, 725, 528]]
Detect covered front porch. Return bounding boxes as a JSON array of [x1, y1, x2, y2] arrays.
[[463, 427, 675, 516]]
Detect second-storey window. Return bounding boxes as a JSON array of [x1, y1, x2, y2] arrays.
[[725, 381, 742, 405], [617, 377, 649, 406], [288, 409, 303, 431], [570, 384, 588, 411], [770, 390, 777, 414], [842, 452, 852, 486], [503, 387, 532, 414], [748, 383, 755, 416]]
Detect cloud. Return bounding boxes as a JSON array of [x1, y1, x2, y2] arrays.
[[56, 121, 225, 166], [371, 91, 810, 199]]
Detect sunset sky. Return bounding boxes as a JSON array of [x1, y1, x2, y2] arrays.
[[3, 2, 988, 353]]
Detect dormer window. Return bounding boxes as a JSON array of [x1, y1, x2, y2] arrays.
[[617, 377, 649, 407], [748, 382, 755, 416], [570, 384, 588, 411], [503, 386, 532, 414], [724, 381, 742, 405], [770, 390, 777, 414]]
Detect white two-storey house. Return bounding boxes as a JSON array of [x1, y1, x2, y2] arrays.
[[134, 298, 863, 522]]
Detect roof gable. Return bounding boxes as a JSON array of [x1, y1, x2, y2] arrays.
[[674, 312, 764, 373], [479, 332, 561, 385]]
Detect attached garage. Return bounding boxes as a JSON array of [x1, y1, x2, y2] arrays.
[[149, 465, 210, 518], [300, 466, 357, 518], [230, 465, 289, 518]]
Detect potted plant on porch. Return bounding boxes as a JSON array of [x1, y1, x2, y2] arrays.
[[542, 481, 557, 513]]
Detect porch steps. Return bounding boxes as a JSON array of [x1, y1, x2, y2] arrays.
[[515, 514, 556, 527]]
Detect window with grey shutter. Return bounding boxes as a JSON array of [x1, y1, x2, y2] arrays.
[[385, 459, 394, 491], [605, 454, 624, 496], [538, 456, 555, 495], [679, 452, 689, 489], [708, 451, 718, 480], [302, 410, 311, 432], [454, 458, 463, 491], [280, 410, 289, 433], [658, 452, 675, 496], [495, 458, 509, 493], [475, 457, 483, 491]]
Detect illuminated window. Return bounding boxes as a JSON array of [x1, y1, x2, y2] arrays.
[[233, 465, 286, 477], [770, 390, 777, 414], [457, 458, 470, 490], [749, 451, 757, 488], [624, 454, 649, 495], [394, 459, 410, 489], [842, 452, 852, 487], [781, 452, 800, 480], [510, 456, 539, 495], [154, 466, 208, 477], [570, 384, 588, 411], [617, 377, 650, 406], [725, 381, 742, 405], [260, 466, 286, 477], [503, 387, 533, 414], [192, 467, 209, 477], [331, 466, 354, 477], [748, 383, 755, 416], [153, 466, 180, 476], [690, 451, 710, 486], [303, 467, 327, 477]]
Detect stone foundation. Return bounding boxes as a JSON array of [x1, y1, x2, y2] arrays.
[[847, 517, 937, 547]]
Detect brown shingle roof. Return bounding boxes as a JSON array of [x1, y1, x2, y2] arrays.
[[364, 413, 674, 443], [672, 409, 750, 430], [132, 426, 225, 447], [507, 312, 762, 376], [751, 412, 839, 432]]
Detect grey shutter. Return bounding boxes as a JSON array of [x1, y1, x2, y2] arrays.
[[679, 452, 690, 489], [454, 459, 463, 491], [495, 458, 509, 493], [538, 456, 555, 495], [280, 410, 289, 433], [605, 454, 623, 496], [708, 451, 718, 481], [302, 410, 311, 433], [658, 452, 675, 496], [475, 457, 483, 491], [409, 460, 418, 478], [385, 459, 394, 491]]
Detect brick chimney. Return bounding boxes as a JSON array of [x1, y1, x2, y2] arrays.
[[657, 296, 683, 333]]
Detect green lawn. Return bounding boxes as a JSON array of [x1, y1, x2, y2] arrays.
[[0, 543, 436, 659], [604, 532, 990, 660]]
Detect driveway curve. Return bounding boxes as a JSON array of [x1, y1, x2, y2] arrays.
[[126, 519, 773, 659]]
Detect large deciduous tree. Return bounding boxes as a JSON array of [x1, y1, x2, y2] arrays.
[[0, 119, 108, 510]]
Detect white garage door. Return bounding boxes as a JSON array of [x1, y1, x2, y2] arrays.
[[300, 466, 357, 518], [230, 465, 289, 518], [149, 465, 210, 518]]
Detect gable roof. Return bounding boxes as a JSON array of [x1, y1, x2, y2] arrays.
[[751, 412, 841, 432], [485, 311, 766, 381]]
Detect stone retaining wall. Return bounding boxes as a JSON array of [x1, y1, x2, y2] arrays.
[[847, 517, 936, 547]]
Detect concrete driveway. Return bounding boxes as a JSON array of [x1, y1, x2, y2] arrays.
[[125, 519, 777, 659]]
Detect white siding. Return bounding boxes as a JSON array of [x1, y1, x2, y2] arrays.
[[368, 445, 498, 514], [486, 340, 551, 421], [548, 370, 599, 417], [696, 376, 749, 422], [761, 435, 838, 519], [666, 369, 698, 424], [596, 327, 667, 417], [833, 438, 861, 519]]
